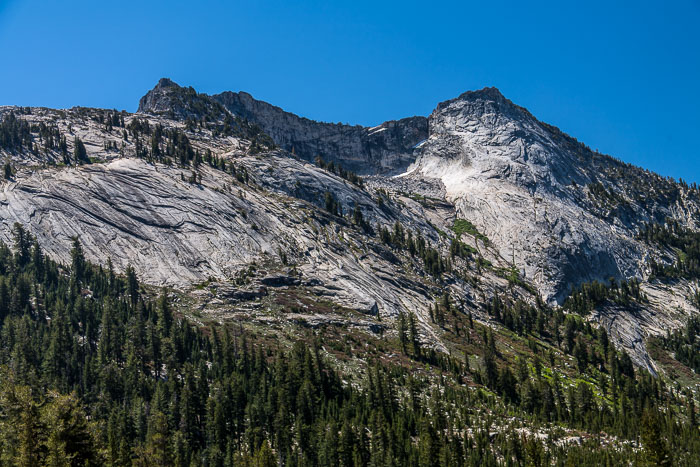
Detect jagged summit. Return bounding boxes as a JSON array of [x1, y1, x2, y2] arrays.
[[137, 80, 427, 174], [137, 77, 180, 112], [137, 79, 550, 176], [139, 79, 512, 134], [431, 86, 538, 134], [155, 77, 178, 88], [137, 77, 226, 120], [405, 81, 689, 307], [137, 78, 276, 146], [456, 86, 508, 103]]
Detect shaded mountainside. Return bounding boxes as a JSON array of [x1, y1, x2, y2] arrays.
[[212, 91, 428, 175], [139, 79, 428, 175], [0, 79, 698, 465]]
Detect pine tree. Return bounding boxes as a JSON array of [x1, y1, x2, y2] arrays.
[[157, 291, 172, 337], [641, 408, 671, 466], [483, 345, 498, 388], [68, 238, 86, 288], [31, 238, 44, 282], [42, 393, 97, 467], [352, 204, 364, 227], [324, 191, 338, 216], [12, 222, 31, 267], [0, 381, 42, 467], [253, 440, 276, 467], [73, 137, 88, 165], [125, 264, 139, 306], [408, 312, 421, 358], [397, 312, 408, 354], [142, 411, 172, 466]]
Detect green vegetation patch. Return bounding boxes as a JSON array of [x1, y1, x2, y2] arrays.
[[452, 218, 489, 244]]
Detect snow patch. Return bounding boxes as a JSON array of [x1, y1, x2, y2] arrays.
[[412, 139, 427, 149]]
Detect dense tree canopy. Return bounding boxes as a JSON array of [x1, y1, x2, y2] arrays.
[[0, 223, 696, 466]]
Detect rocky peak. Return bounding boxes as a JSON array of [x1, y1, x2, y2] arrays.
[[138, 81, 427, 175], [463, 86, 506, 100], [420, 86, 592, 196], [138, 78, 228, 121], [137, 77, 183, 113], [405, 87, 662, 305], [442, 86, 508, 108], [431, 86, 537, 136], [154, 77, 178, 89]]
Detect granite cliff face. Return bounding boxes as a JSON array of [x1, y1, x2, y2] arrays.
[[212, 91, 428, 175], [0, 156, 442, 323], [0, 105, 453, 324], [405, 88, 699, 303], [2, 79, 699, 372]]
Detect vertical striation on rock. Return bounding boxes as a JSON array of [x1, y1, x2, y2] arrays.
[[212, 91, 428, 175]]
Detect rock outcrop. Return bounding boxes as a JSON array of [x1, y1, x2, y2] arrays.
[[408, 87, 698, 303], [138, 78, 228, 121], [0, 155, 447, 320], [213, 91, 428, 175], [138, 79, 428, 175]]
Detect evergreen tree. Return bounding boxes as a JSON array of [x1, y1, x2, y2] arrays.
[[125, 264, 139, 306], [70, 237, 85, 286], [641, 408, 671, 466], [42, 393, 98, 467], [397, 312, 408, 354], [73, 137, 89, 165], [408, 312, 421, 358], [142, 411, 172, 466]]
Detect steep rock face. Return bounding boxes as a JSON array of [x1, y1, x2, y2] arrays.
[[137, 78, 179, 113], [213, 91, 427, 175], [0, 105, 451, 325], [138, 80, 428, 175], [138, 78, 228, 120], [408, 88, 698, 303], [591, 279, 697, 372], [0, 156, 447, 321]]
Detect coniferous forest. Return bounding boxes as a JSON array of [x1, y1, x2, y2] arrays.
[[0, 222, 697, 466]]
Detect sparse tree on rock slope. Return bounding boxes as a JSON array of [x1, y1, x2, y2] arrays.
[[73, 136, 89, 165]]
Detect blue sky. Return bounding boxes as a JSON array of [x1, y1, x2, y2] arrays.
[[1, 0, 698, 181]]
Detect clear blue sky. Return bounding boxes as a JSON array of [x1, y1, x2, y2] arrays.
[[1, 0, 698, 181]]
